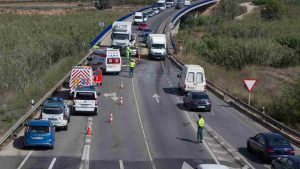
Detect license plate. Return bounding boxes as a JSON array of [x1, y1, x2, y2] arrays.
[[32, 137, 43, 140], [48, 118, 57, 121], [198, 106, 205, 108]]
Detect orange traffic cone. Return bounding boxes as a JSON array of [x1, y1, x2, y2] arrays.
[[120, 96, 124, 105], [109, 113, 113, 123], [120, 81, 124, 89], [87, 125, 92, 136]]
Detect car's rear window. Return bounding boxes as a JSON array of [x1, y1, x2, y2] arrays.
[[193, 94, 209, 99], [267, 137, 290, 146], [29, 126, 49, 133], [76, 92, 96, 100], [43, 107, 63, 114]]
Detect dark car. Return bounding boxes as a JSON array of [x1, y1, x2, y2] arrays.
[[23, 120, 55, 149], [183, 91, 211, 111], [247, 133, 295, 163], [175, 3, 181, 9], [271, 156, 300, 169], [142, 29, 152, 42], [139, 23, 148, 30], [147, 11, 155, 17]]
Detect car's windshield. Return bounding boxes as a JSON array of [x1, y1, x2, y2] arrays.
[[135, 16, 143, 19], [76, 92, 96, 100], [152, 44, 165, 49], [28, 126, 49, 133], [112, 33, 129, 40], [144, 29, 152, 33], [157, 2, 165, 7], [43, 107, 63, 114], [193, 94, 208, 99], [267, 137, 290, 146]]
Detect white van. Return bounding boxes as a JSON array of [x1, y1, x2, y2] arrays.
[[184, 0, 191, 6], [88, 48, 122, 74], [73, 86, 98, 115], [157, 0, 166, 10], [178, 64, 206, 92], [134, 12, 143, 25], [147, 34, 167, 61]]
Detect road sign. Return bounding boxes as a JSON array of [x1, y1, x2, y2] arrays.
[[243, 79, 257, 93], [99, 21, 105, 27]]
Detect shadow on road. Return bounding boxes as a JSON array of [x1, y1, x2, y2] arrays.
[[163, 87, 183, 96], [13, 136, 51, 151], [176, 138, 200, 144], [238, 147, 263, 164]]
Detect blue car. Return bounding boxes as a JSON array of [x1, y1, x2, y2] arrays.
[[141, 29, 152, 42], [271, 156, 300, 169], [247, 133, 295, 163], [23, 120, 55, 149]]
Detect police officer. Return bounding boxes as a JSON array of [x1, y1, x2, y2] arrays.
[[125, 46, 131, 60], [93, 45, 100, 50], [197, 114, 205, 143], [129, 59, 136, 78]]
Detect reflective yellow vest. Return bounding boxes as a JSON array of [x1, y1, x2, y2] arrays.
[[197, 118, 205, 127], [130, 61, 135, 68]]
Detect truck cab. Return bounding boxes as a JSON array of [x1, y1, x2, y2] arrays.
[[41, 97, 70, 130], [111, 21, 133, 49], [157, 0, 166, 10]]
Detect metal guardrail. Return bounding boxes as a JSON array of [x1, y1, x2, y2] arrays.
[[0, 5, 154, 148], [167, 0, 300, 146]]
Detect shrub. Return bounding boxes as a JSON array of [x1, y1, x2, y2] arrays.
[[252, 0, 269, 5], [261, 0, 284, 20]]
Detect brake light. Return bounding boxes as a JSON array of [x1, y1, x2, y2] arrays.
[[289, 149, 295, 155], [266, 147, 275, 154]]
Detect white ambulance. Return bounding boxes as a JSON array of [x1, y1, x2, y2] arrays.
[[177, 64, 206, 92], [69, 66, 94, 97], [88, 48, 122, 74]]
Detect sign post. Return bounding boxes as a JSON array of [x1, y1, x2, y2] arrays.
[[243, 79, 257, 106]]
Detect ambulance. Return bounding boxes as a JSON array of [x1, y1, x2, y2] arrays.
[[69, 66, 94, 97], [87, 48, 122, 74]]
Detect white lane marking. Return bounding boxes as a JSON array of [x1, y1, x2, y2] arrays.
[[17, 150, 33, 169], [183, 110, 220, 164], [212, 149, 228, 155], [88, 117, 93, 121], [48, 158, 57, 169], [131, 78, 156, 169], [119, 160, 124, 169], [79, 145, 90, 169], [218, 156, 234, 162], [169, 84, 174, 88], [86, 138, 91, 144], [207, 142, 222, 147], [161, 61, 165, 71]]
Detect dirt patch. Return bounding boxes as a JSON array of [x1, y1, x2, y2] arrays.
[[201, 1, 219, 16], [235, 2, 260, 20]]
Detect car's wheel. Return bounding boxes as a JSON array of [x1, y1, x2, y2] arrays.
[[49, 145, 54, 150], [94, 108, 98, 115], [207, 108, 211, 112], [271, 165, 275, 169], [187, 104, 191, 111], [161, 57, 165, 61], [247, 142, 252, 153], [64, 124, 68, 131], [68, 117, 70, 123]]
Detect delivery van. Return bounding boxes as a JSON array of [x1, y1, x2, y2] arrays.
[[88, 48, 122, 74], [177, 64, 206, 92], [134, 12, 143, 25]]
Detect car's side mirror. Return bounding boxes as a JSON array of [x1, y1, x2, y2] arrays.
[[177, 74, 181, 78]]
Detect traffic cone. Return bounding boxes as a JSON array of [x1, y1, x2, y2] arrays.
[[120, 96, 124, 105], [109, 113, 113, 123], [87, 125, 92, 136], [120, 81, 124, 89]]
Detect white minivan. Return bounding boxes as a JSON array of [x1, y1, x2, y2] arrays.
[[134, 12, 143, 25], [178, 64, 206, 92], [184, 0, 191, 6]]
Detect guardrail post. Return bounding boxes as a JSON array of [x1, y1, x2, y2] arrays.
[[262, 107, 265, 114], [31, 100, 35, 109]]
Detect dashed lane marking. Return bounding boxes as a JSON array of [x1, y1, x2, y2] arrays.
[[119, 160, 124, 169], [79, 145, 90, 169], [48, 158, 56, 169], [217, 156, 234, 162], [86, 138, 91, 144], [161, 61, 165, 71], [132, 78, 157, 169], [17, 150, 33, 169], [88, 117, 93, 121], [207, 142, 222, 148]]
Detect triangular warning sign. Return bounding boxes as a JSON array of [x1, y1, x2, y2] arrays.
[[243, 79, 257, 93], [181, 161, 193, 169]]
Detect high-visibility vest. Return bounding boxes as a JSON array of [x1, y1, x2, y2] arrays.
[[93, 45, 100, 49], [130, 61, 135, 68], [197, 118, 205, 127]]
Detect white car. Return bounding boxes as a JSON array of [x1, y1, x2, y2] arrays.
[[184, 0, 191, 6], [196, 164, 229, 169], [73, 86, 99, 115]]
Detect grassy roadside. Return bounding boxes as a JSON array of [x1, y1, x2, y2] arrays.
[[174, 0, 300, 129], [0, 8, 129, 136]]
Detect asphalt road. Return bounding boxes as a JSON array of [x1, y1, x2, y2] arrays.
[[0, 1, 299, 169]]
